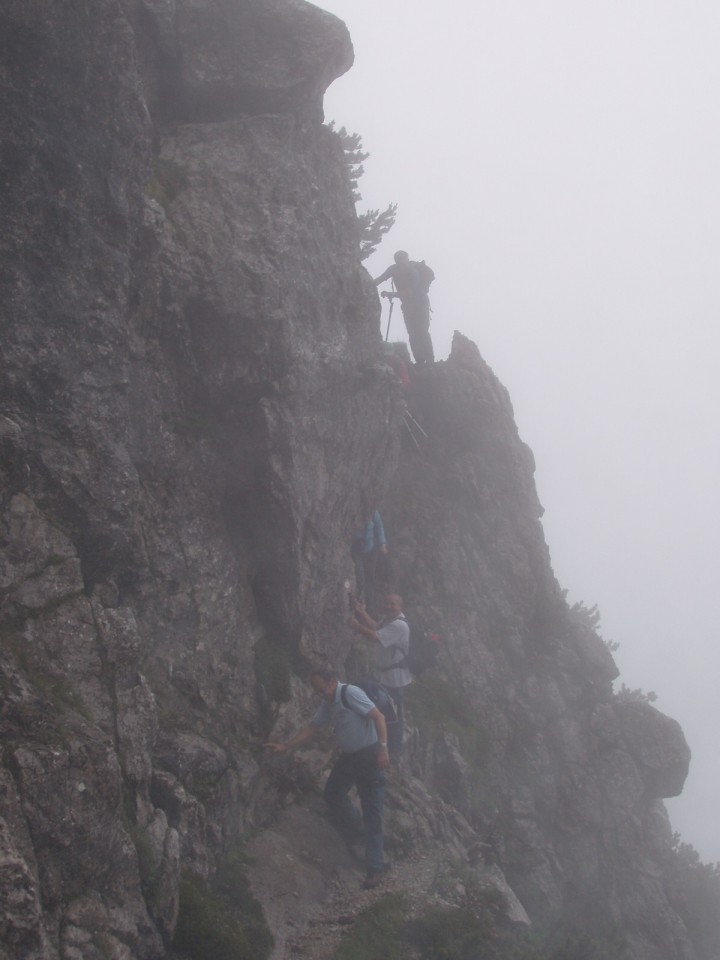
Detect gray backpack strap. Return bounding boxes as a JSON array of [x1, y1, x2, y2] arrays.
[[340, 683, 362, 716]]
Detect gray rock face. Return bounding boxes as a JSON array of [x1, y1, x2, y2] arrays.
[[376, 342, 696, 956], [0, 3, 711, 960], [615, 699, 691, 799], [136, 0, 353, 122]]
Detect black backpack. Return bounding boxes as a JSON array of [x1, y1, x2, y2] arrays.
[[397, 619, 439, 677], [411, 260, 435, 294], [340, 681, 398, 725]]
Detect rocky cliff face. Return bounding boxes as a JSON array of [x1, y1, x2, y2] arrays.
[[0, 3, 714, 960]]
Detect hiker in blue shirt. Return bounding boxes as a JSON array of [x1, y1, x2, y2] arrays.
[[265, 666, 389, 889], [375, 250, 435, 366], [350, 509, 388, 617]]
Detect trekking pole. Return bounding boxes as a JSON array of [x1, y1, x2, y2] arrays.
[[383, 280, 397, 342], [384, 297, 395, 341]]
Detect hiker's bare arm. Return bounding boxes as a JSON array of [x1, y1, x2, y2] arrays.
[[374, 266, 393, 285], [264, 723, 319, 754], [348, 617, 380, 642], [369, 707, 390, 770], [351, 600, 378, 630], [348, 595, 379, 639]]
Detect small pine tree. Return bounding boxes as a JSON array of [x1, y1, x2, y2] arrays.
[[358, 203, 398, 261], [328, 122, 397, 260], [616, 683, 657, 704], [331, 126, 368, 203]]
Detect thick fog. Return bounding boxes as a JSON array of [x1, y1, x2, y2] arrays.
[[319, 0, 720, 863]]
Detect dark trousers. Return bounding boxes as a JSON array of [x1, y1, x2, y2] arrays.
[[323, 745, 385, 872], [355, 547, 377, 616], [402, 298, 434, 365], [384, 685, 406, 761]]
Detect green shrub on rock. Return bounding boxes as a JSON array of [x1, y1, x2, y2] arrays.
[[174, 873, 252, 960], [334, 894, 411, 960], [407, 905, 493, 960], [173, 849, 273, 960]]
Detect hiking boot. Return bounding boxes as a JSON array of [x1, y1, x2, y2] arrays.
[[362, 867, 387, 890]]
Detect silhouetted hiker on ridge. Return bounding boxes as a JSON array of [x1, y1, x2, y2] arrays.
[[375, 250, 435, 366]]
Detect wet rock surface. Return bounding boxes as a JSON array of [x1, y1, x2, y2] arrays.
[[0, 2, 713, 959]]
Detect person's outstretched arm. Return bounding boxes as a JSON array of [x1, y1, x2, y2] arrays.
[[264, 722, 319, 754], [348, 598, 379, 640], [374, 265, 394, 286]]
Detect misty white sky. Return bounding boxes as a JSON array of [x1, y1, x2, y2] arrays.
[[319, 0, 720, 863]]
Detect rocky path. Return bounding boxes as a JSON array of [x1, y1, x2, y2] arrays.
[[246, 783, 459, 960], [283, 845, 448, 960], [246, 765, 528, 960]]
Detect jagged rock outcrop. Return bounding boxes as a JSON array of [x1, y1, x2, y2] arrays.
[[0, 2, 713, 960], [375, 345, 696, 958]]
